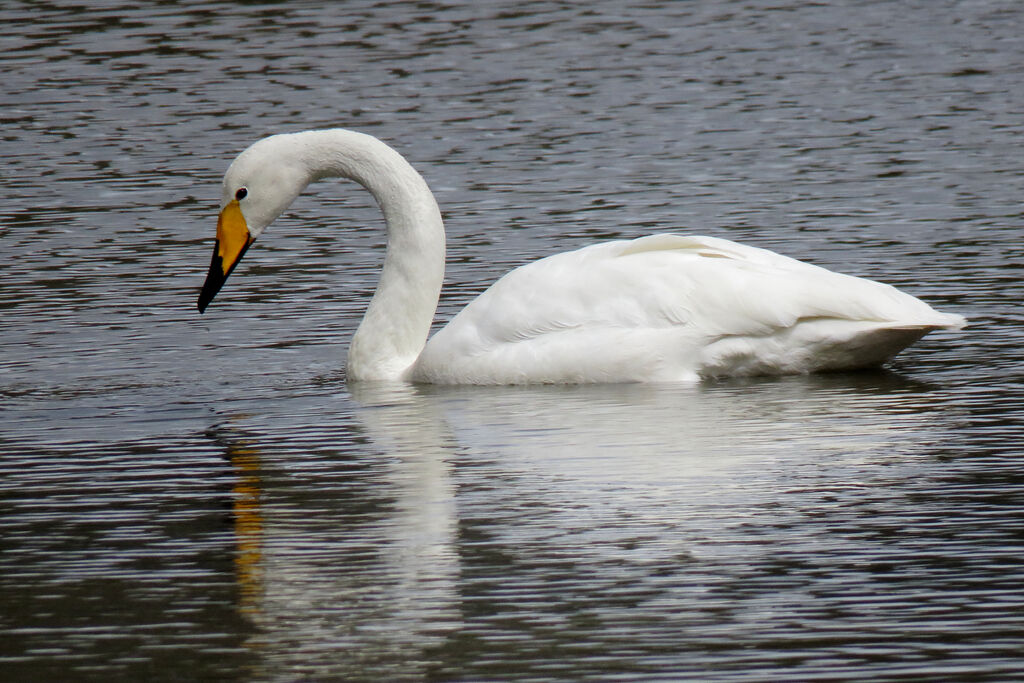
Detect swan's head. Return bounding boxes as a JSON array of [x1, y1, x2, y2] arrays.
[[198, 133, 313, 313]]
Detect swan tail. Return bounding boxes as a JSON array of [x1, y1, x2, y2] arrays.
[[698, 317, 964, 378]]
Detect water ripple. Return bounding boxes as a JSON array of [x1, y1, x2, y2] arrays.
[[3, 0, 1024, 680]]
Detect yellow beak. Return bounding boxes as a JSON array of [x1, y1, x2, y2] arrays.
[[198, 199, 253, 313]]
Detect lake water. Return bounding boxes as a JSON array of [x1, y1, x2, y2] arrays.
[[3, 1, 1024, 680]]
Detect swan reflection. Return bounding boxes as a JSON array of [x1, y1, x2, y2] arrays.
[[216, 372, 955, 677]]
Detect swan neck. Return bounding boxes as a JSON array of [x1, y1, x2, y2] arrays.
[[306, 132, 444, 381]]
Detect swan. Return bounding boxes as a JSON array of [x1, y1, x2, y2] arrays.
[[197, 129, 965, 384]]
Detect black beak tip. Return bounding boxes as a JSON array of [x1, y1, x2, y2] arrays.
[[198, 257, 226, 315], [197, 237, 251, 315], [197, 274, 223, 314]]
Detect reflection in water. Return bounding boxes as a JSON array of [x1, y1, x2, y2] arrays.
[[228, 442, 264, 617], [203, 373, 978, 679], [348, 383, 461, 637], [209, 388, 462, 679], [412, 374, 954, 579]]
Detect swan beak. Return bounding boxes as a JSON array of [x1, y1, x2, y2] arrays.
[[198, 199, 253, 313]]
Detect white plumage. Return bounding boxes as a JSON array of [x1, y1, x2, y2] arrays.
[[197, 129, 964, 384]]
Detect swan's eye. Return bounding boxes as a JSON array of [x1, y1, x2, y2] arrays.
[[235, 187, 248, 201]]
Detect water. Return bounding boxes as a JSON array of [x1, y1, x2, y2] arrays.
[[2, 1, 1023, 680]]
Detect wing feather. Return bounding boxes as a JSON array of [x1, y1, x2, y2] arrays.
[[411, 235, 963, 383]]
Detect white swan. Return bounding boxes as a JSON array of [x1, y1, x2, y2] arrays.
[[197, 129, 965, 384]]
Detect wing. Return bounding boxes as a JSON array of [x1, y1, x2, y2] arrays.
[[411, 235, 964, 384]]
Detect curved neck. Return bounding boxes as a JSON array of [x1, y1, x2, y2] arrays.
[[299, 131, 445, 381]]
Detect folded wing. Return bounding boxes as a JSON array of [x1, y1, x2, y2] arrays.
[[412, 235, 964, 384]]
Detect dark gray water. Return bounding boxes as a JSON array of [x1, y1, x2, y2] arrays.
[[3, 1, 1023, 680]]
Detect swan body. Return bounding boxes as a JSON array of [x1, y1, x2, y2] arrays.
[[198, 129, 965, 384]]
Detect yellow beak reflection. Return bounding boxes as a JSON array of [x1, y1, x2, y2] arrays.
[[198, 199, 253, 313]]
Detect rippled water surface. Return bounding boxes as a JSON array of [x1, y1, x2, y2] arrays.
[[3, 1, 1024, 680]]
